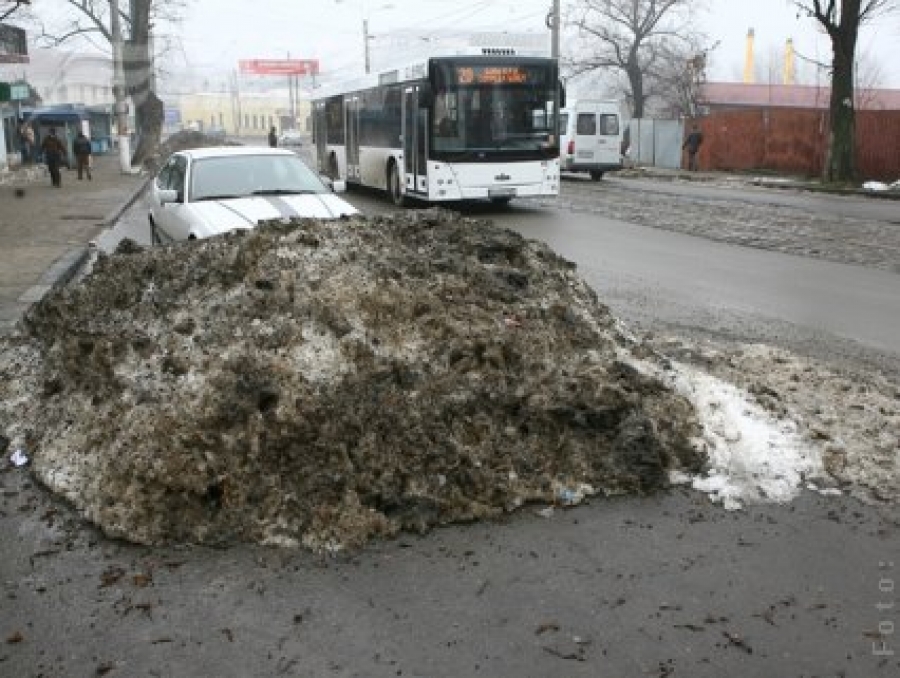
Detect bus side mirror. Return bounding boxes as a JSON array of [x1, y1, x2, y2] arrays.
[[558, 81, 566, 109]]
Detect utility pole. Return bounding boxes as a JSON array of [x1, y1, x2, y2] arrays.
[[363, 18, 371, 74], [110, 0, 131, 172], [547, 0, 560, 59]]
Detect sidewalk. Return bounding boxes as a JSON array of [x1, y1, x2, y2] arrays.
[[0, 154, 149, 336]]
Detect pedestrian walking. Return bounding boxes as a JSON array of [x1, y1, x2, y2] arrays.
[[73, 131, 93, 181], [682, 124, 703, 172], [41, 128, 66, 188], [268, 126, 278, 148]]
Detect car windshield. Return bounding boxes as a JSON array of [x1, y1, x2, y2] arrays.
[[189, 154, 327, 202]]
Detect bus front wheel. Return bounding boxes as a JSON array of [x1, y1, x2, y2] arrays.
[[328, 154, 339, 180], [389, 162, 407, 207]]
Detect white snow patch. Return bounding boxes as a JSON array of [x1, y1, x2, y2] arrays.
[[672, 365, 824, 510]]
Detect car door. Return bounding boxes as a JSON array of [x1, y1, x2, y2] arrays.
[[574, 112, 598, 166]]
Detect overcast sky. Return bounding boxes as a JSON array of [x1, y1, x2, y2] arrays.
[[169, 0, 899, 87], [24, 0, 900, 88]]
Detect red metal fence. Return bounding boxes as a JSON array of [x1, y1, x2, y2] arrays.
[[689, 109, 900, 181]]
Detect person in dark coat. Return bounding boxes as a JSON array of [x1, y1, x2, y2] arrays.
[[40, 128, 66, 188], [268, 126, 278, 147], [73, 131, 93, 181], [682, 124, 703, 171]]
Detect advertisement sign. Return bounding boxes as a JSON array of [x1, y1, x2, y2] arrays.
[[0, 81, 26, 101], [0, 23, 28, 64], [238, 59, 319, 76]]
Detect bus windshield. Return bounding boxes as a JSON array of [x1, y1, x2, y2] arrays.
[[430, 59, 558, 160]]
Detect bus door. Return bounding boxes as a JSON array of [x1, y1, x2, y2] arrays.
[[402, 86, 428, 197], [313, 104, 328, 174], [345, 95, 360, 181]]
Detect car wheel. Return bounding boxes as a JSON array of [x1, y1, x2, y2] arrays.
[[490, 196, 512, 207], [389, 162, 407, 207], [590, 170, 604, 181]]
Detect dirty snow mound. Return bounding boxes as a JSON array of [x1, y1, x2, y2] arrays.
[[0, 210, 704, 550]]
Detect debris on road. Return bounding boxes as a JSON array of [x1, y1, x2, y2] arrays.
[[9, 448, 28, 467]]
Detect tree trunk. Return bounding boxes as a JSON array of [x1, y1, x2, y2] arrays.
[[824, 0, 860, 183], [124, 0, 162, 165], [628, 59, 645, 118]]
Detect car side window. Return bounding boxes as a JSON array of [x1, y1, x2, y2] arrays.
[[169, 157, 187, 200], [156, 160, 173, 190]]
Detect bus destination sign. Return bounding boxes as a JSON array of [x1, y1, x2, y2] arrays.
[[455, 66, 532, 85]]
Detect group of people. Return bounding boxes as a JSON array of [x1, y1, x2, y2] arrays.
[[18, 123, 93, 188]]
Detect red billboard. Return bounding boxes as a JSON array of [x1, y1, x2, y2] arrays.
[[238, 59, 319, 76]]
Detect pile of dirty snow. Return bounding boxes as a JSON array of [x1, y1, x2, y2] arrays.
[[0, 210, 707, 550]]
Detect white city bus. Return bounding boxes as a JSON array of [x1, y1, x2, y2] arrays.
[[312, 49, 562, 206]]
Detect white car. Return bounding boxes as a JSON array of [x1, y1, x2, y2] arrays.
[[148, 146, 358, 243], [278, 131, 306, 148]]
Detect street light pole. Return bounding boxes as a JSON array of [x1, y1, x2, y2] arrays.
[[110, 0, 131, 172]]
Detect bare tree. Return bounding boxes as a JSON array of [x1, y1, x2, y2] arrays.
[[33, 0, 184, 164], [650, 37, 715, 118], [567, 0, 705, 118], [793, 0, 896, 182]]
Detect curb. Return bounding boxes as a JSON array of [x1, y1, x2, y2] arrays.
[[100, 173, 153, 228]]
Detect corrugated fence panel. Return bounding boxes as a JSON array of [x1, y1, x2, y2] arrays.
[[697, 111, 766, 171], [763, 110, 826, 176], [856, 112, 900, 181], [686, 109, 900, 179]]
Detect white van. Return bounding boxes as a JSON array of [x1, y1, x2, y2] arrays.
[[559, 100, 624, 180]]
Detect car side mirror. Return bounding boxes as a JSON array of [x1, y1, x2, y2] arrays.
[[158, 188, 180, 204]]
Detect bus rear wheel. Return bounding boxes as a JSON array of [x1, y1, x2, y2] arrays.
[[389, 162, 407, 207]]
